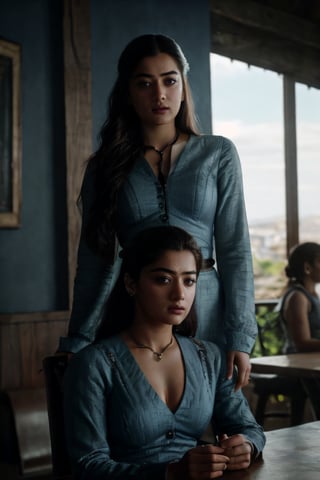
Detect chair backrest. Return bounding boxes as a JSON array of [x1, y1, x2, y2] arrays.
[[42, 354, 71, 479]]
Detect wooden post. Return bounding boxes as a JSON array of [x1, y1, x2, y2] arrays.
[[283, 75, 299, 257], [63, 0, 92, 307]]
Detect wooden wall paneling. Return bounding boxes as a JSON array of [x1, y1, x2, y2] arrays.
[[63, 0, 92, 307], [0, 314, 69, 390], [0, 323, 22, 389]]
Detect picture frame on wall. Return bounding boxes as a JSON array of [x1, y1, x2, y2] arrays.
[[0, 38, 21, 228]]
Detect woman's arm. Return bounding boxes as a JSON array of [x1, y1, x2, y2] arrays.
[[209, 343, 266, 457], [214, 137, 257, 355], [285, 290, 320, 352], [58, 164, 119, 354], [63, 347, 169, 480]]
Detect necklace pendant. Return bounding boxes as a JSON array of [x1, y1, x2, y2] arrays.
[[155, 352, 163, 361]]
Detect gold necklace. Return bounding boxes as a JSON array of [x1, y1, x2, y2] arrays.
[[129, 334, 174, 361]]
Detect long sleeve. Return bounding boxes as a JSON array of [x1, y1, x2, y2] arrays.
[[214, 137, 257, 353], [63, 337, 265, 479], [58, 164, 120, 353], [63, 347, 168, 480], [204, 342, 266, 454]]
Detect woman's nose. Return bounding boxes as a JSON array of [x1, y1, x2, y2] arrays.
[[154, 83, 166, 102], [171, 281, 185, 300]]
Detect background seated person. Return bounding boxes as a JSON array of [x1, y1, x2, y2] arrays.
[[63, 226, 265, 480], [280, 241, 320, 420], [281, 242, 320, 353]]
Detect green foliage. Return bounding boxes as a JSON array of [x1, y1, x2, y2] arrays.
[[253, 257, 285, 277], [252, 306, 285, 358]]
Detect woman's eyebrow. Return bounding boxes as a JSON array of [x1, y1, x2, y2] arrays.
[[133, 70, 179, 79], [149, 267, 197, 275]]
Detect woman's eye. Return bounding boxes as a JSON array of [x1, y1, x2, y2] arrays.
[[137, 80, 151, 88], [155, 276, 171, 284], [184, 278, 196, 286], [164, 77, 177, 86]]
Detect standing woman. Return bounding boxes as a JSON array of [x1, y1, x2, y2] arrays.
[[59, 34, 257, 388]]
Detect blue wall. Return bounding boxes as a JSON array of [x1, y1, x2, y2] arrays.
[[91, 0, 212, 147], [0, 0, 68, 312], [0, 0, 211, 314]]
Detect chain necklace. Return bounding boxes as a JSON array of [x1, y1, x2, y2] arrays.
[[144, 131, 179, 186], [129, 334, 174, 361]]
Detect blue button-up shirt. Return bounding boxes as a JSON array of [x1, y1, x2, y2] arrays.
[[64, 335, 266, 479]]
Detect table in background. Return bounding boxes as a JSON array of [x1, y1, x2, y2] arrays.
[[250, 352, 320, 378], [225, 421, 320, 480]]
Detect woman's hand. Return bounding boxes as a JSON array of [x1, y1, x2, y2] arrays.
[[167, 444, 229, 479], [219, 434, 252, 470], [227, 350, 251, 391]]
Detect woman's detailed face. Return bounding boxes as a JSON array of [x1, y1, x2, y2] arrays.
[[129, 53, 184, 129], [126, 249, 197, 328]]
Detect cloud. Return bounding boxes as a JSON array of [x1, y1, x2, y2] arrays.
[[210, 54, 250, 78], [213, 119, 320, 222], [210, 53, 320, 223]]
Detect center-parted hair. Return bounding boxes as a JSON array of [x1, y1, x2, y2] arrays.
[[96, 226, 203, 340], [84, 34, 200, 260]]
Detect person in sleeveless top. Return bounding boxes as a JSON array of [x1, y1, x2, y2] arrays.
[[63, 226, 265, 480], [58, 34, 257, 390], [280, 241, 320, 419], [281, 242, 320, 353]]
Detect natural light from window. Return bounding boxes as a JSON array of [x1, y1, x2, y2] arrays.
[[296, 82, 320, 243], [210, 53, 319, 299]]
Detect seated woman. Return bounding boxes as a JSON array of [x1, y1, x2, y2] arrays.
[[281, 242, 320, 353], [63, 226, 265, 479], [280, 241, 320, 420]]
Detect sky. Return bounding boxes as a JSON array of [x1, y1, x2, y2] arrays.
[[210, 54, 320, 224]]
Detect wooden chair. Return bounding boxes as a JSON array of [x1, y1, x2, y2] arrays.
[[251, 302, 307, 426], [42, 354, 72, 479], [0, 387, 52, 478]]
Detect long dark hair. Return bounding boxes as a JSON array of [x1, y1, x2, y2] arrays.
[[96, 226, 203, 340], [285, 242, 320, 286], [85, 34, 200, 259]]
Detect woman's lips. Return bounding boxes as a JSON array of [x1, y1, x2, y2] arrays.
[[168, 306, 185, 314], [152, 107, 169, 114]]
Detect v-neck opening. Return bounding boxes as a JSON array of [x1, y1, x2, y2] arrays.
[[119, 334, 187, 415], [141, 134, 193, 181]]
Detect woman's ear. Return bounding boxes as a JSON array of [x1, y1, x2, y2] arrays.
[[124, 273, 136, 296], [304, 261, 311, 275]]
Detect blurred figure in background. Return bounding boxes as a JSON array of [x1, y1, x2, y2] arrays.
[[280, 241, 320, 419]]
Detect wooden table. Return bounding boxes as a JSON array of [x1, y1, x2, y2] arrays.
[[224, 421, 320, 479], [250, 352, 320, 378]]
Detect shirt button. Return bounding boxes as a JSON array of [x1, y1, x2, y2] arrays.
[[166, 430, 174, 439]]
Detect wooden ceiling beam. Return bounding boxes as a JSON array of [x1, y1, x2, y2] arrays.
[[209, 0, 320, 50], [211, 14, 320, 89]]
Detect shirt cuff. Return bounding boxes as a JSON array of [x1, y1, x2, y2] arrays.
[[58, 335, 91, 354]]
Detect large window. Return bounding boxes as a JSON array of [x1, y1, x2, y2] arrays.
[[296, 82, 320, 240], [210, 54, 320, 299]]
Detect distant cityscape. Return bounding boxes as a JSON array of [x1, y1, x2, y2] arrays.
[[249, 216, 320, 299]]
